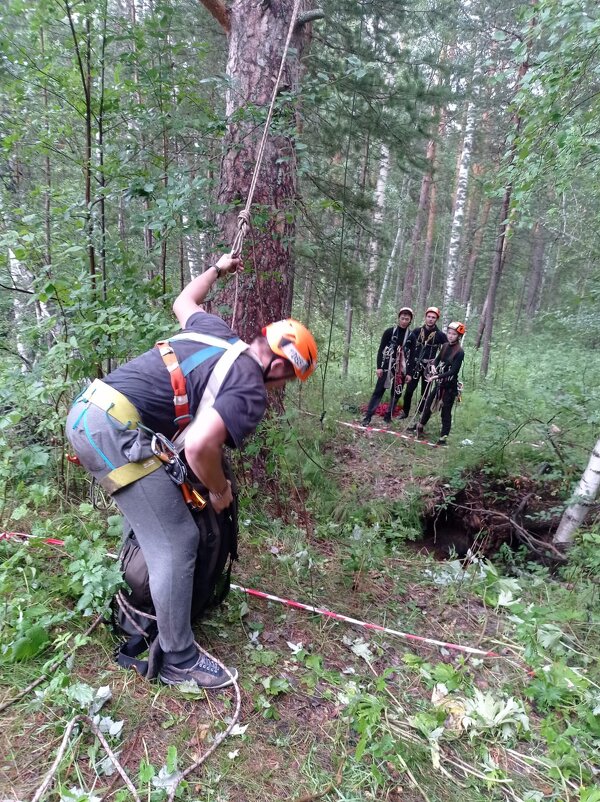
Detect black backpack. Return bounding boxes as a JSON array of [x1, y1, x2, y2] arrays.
[[112, 471, 238, 679]]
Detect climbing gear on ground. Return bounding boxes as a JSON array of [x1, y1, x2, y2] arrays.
[[425, 306, 441, 319], [112, 461, 239, 679], [398, 307, 414, 319], [447, 321, 466, 335], [262, 319, 318, 381], [159, 653, 238, 689]]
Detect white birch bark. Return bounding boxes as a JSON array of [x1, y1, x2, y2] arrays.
[[443, 69, 480, 316], [366, 144, 390, 311], [377, 175, 409, 310], [377, 213, 404, 310], [553, 437, 600, 546]]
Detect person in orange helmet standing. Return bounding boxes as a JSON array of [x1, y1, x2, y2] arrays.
[[412, 321, 465, 445], [66, 253, 317, 689]]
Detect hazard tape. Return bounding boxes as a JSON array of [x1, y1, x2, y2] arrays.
[[2, 531, 502, 660], [302, 411, 438, 447]]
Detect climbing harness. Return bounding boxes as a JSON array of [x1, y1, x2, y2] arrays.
[[73, 380, 164, 494]]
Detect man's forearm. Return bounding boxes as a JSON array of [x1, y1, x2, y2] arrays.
[[174, 265, 218, 313]]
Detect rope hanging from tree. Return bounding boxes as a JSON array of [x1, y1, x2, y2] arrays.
[[229, 0, 303, 259]]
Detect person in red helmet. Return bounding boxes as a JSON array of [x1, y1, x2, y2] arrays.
[[66, 253, 317, 689], [399, 306, 447, 420], [361, 307, 414, 426], [411, 321, 465, 445]]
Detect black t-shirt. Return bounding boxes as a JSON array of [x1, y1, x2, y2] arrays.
[[103, 312, 267, 447]]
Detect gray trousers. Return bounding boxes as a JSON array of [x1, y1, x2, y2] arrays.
[[66, 398, 199, 665]]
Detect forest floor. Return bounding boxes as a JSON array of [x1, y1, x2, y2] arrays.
[[0, 415, 598, 802]]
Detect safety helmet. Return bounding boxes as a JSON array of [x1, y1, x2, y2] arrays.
[[398, 307, 414, 319], [447, 321, 466, 336], [425, 306, 441, 319], [262, 319, 318, 381]]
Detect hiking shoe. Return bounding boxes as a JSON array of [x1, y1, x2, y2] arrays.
[[361, 416, 371, 426], [406, 423, 417, 432], [436, 436, 448, 446], [383, 416, 392, 425], [159, 654, 238, 689], [396, 411, 407, 420]]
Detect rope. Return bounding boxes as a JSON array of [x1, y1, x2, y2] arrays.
[[229, 0, 303, 260], [319, 6, 366, 421]]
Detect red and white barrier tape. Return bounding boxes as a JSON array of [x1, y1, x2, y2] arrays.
[[231, 583, 498, 658], [1, 531, 498, 660], [301, 411, 438, 447]]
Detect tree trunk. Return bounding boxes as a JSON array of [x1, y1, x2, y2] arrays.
[[460, 197, 491, 307], [417, 161, 437, 313], [402, 139, 434, 305], [443, 78, 479, 316], [378, 175, 410, 310], [524, 220, 546, 322], [479, 19, 533, 375], [204, 0, 313, 342], [366, 144, 390, 310], [553, 437, 600, 547], [341, 299, 353, 377]]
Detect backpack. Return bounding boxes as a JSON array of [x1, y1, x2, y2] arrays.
[[111, 466, 238, 679]]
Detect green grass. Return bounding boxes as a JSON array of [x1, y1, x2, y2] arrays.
[[0, 333, 599, 801]]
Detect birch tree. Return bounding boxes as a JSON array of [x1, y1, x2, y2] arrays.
[[443, 67, 480, 316], [554, 437, 600, 547], [366, 144, 390, 310]]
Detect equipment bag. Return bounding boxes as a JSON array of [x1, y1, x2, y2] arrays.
[[111, 467, 239, 679]]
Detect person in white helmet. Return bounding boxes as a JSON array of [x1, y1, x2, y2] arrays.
[[361, 307, 414, 426]]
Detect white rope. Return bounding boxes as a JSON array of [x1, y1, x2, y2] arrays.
[[229, 0, 303, 258]]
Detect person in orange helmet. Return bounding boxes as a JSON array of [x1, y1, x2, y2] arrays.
[[411, 321, 465, 445], [67, 253, 317, 689]]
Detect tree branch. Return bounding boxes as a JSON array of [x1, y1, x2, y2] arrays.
[[198, 0, 230, 32], [297, 9, 325, 27]]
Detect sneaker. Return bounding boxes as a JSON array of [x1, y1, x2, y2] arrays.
[[436, 436, 448, 446], [396, 411, 407, 420], [159, 654, 238, 689], [361, 416, 371, 426], [383, 416, 392, 424], [406, 423, 417, 432]]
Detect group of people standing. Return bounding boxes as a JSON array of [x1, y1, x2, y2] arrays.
[[361, 306, 466, 446]]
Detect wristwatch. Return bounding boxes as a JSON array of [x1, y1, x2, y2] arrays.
[[213, 264, 222, 278]]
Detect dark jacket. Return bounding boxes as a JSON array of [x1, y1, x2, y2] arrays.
[[405, 325, 448, 376], [434, 342, 464, 393], [376, 325, 411, 371]]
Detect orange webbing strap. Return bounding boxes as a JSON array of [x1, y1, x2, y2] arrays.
[[156, 341, 191, 431]]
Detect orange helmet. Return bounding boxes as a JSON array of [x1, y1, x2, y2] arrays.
[[262, 319, 318, 381], [425, 306, 441, 319], [448, 321, 466, 336]]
